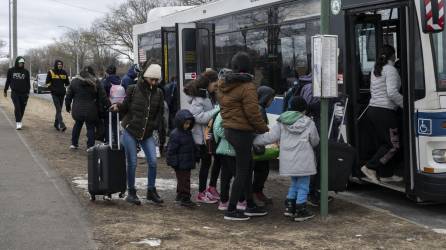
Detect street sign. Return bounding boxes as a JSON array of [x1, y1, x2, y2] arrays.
[[185, 72, 197, 80], [312, 35, 338, 98]]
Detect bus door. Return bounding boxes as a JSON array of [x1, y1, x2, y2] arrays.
[[345, 4, 413, 192], [176, 22, 215, 109], [161, 27, 176, 85]]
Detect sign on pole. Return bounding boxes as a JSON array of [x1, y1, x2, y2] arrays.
[[312, 35, 338, 98]]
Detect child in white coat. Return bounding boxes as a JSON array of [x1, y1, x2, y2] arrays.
[[254, 96, 319, 221]]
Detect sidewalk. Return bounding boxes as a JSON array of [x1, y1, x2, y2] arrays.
[[0, 106, 95, 249]]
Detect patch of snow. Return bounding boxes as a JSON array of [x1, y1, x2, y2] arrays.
[[355, 234, 362, 237], [203, 226, 213, 230], [433, 228, 446, 234], [131, 238, 161, 247]]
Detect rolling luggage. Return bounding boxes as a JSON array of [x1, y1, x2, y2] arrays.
[[327, 97, 355, 192], [87, 112, 126, 201]]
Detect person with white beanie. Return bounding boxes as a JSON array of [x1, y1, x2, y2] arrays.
[[111, 64, 165, 205]]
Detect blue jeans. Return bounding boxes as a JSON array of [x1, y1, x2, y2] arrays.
[[287, 176, 311, 205], [121, 129, 157, 190]]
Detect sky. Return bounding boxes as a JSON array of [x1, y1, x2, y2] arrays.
[[0, 0, 128, 57]]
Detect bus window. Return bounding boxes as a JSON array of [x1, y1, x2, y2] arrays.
[[198, 28, 211, 73], [432, 25, 446, 91], [355, 22, 377, 90], [277, 0, 320, 23], [138, 31, 162, 65], [414, 16, 426, 100], [167, 32, 177, 83], [215, 32, 244, 69]]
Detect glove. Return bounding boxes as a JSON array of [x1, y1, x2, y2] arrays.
[[3, 91, 7, 98]]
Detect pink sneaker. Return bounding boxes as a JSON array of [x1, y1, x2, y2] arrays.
[[196, 191, 218, 204], [207, 186, 220, 200], [236, 201, 247, 211], [218, 201, 229, 211]]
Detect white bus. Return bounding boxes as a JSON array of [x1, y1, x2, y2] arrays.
[[133, 0, 446, 203]]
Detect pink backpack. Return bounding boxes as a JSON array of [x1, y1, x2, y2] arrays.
[[110, 83, 126, 104]]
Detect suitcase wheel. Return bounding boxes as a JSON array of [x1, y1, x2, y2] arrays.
[[90, 194, 96, 201], [119, 192, 125, 198], [103, 194, 112, 201]]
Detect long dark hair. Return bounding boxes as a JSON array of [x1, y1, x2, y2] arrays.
[[374, 45, 396, 77], [183, 70, 218, 98]]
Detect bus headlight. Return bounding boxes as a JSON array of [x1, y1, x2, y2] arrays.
[[432, 149, 446, 163]]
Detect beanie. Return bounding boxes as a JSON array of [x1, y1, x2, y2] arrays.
[[289, 96, 308, 112], [143, 64, 162, 80]]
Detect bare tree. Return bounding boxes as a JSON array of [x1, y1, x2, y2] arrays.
[[181, 0, 215, 5]]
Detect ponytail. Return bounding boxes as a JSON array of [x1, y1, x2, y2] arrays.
[[374, 45, 395, 77]]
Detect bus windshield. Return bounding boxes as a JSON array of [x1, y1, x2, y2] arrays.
[[433, 30, 446, 90]]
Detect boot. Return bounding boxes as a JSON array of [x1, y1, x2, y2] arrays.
[[293, 203, 315, 222], [125, 189, 141, 205], [284, 199, 296, 217], [54, 120, 60, 131], [147, 187, 164, 204]]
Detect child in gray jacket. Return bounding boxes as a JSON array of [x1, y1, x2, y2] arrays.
[[254, 96, 319, 222]]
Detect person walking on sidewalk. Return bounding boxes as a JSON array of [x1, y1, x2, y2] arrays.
[[46, 60, 70, 132], [3, 56, 30, 130], [102, 65, 123, 145], [166, 109, 198, 208], [65, 66, 109, 149], [111, 64, 165, 205], [218, 52, 269, 221]]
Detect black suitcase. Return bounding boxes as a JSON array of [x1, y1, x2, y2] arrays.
[[87, 112, 126, 201]]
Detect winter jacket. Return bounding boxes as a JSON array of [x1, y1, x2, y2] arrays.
[[166, 110, 198, 170], [4, 56, 30, 95], [121, 65, 139, 90], [65, 71, 109, 122], [46, 60, 70, 96], [118, 78, 164, 141], [217, 73, 268, 133], [213, 113, 236, 157], [257, 86, 275, 124], [369, 63, 403, 110], [102, 74, 121, 97], [254, 111, 320, 176], [187, 95, 219, 145]]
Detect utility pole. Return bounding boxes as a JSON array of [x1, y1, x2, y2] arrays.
[[12, 0, 17, 62], [320, 0, 330, 219], [8, 0, 12, 67]]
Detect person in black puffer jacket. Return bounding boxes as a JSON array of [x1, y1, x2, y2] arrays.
[[65, 66, 110, 149], [166, 109, 198, 207], [46, 60, 70, 132], [111, 64, 165, 205]]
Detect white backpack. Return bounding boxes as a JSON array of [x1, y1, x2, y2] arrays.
[[109, 82, 126, 104]]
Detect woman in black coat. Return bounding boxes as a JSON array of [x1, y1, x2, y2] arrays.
[[65, 66, 109, 149]]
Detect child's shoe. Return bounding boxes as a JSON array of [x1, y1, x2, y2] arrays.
[[218, 201, 229, 211], [244, 205, 268, 217], [180, 197, 197, 208], [236, 200, 247, 210], [207, 186, 220, 200], [284, 199, 296, 217], [196, 191, 218, 204], [293, 203, 314, 222]]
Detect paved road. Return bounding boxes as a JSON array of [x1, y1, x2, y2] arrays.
[[0, 106, 95, 249]]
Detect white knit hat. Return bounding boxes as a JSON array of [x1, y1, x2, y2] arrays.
[[143, 64, 162, 80]]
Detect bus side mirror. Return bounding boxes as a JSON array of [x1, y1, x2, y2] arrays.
[[420, 0, 445, 33]]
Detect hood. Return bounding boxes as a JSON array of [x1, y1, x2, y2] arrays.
[[14, 56, 25, 68], [175, 109, 195, 131], [277, 111, 311, 134], [53, 60, 63, 71], [257, 86, 275, 107], [78, 70, 97, 87], [105, 74, 121, 85], [218, 71, 254, 93], [126, 64, 139, 79]]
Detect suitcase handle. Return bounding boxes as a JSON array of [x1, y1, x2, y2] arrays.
[[328, 97, 349, 142], [108, 111, 121, 150]]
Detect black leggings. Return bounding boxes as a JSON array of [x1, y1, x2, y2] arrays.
[[225, 128, 255, 211], [209, 154, 221, 187], [253, 160, 269, 193], [220, 155, 244, 203], [11, 92, 28, 122], [198, 145, 212, 192]]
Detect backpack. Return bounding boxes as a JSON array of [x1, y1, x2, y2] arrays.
[[283, 81, 309, 111], [204, 111, 220, 155], [110, 82, 126, 104]]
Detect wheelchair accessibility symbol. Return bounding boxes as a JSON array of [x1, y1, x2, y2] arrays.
[[418, 118, 432, 135]]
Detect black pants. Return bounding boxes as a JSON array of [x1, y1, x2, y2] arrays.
[[253, 160, 270, 193], [225, 128, 255, 211], [366, 106, 400, 171], [51, 94, 65, 128], [105, 112, 118, 145], [72, 120, 95, 148], [198, 145, 212, 192], [220, 155, 245, 203], [175, 169, 191, 199], [209, 154, 221, 187], [11, 92, 28, 122]]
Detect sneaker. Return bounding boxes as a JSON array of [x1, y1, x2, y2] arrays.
[[294, 205, 315, 222], [380, 175, 404, 182], [60, 124, 67, 132], [180, 197, 197, 208], [361, 166, 378, 182], [16, 122, 22, 130], [224, 210, 250, 221], [207, 186, 220, 200], [156, 146, 161, 158], [196, 191, 218, 204], [244, 206, 268, 217], [69, 145, 79, 150], [236, 201, 247, 210], [137, 150, 145, 158], [218, 201, 229, 211]]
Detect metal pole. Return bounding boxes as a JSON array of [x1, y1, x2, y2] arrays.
[[320, 0, 330, 219], [8, 0, 12, 67], [12, 0, 17, 61], [76, 52, 79, 76]]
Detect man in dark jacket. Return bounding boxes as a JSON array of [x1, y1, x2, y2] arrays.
[[65, 66, 110, 149], [46, 60, 70, 131], [121, 64, 140, 90], [4, 56, 30, 130]]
